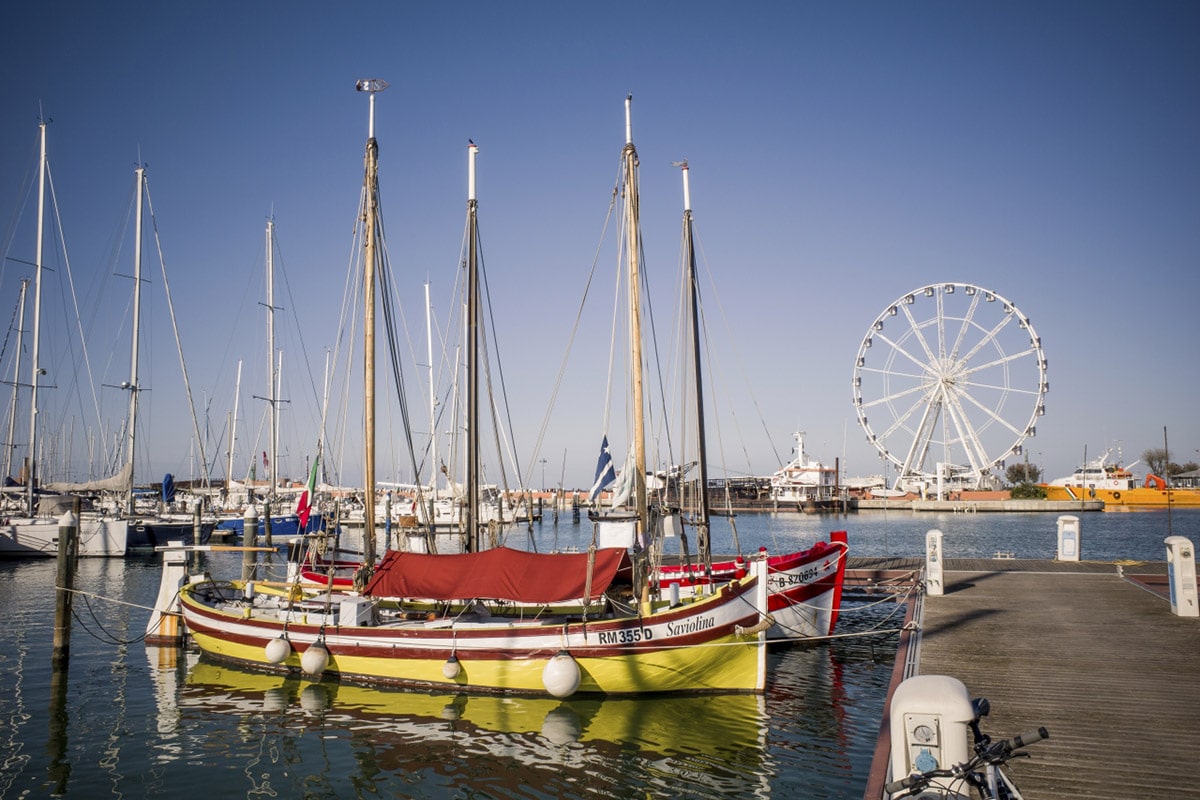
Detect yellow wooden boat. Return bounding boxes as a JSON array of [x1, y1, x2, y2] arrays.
[[176, 546, 770, 697]]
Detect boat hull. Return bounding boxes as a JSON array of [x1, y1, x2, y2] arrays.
[[299, 533, 850, 641], [215, 512, 332, 538], [656, 532, 848, 641], [126, 519, 216, 553], [0, 517, 128, 558], [1042, 485, 1200, 508], [178, 570, 769, 696]]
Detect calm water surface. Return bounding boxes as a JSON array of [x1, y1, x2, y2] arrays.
[[0, 509, 1193, 798]]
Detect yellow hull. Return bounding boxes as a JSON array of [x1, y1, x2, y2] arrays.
[[188, 627, 761, 695], [180, 573, 769, 696], [1043, 485, 1200, 508]]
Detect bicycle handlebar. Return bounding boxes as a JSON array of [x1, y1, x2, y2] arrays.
[[883, 774, 920, 794], [1005, 727, 1049, 751], [884, 726, 1049, 796]]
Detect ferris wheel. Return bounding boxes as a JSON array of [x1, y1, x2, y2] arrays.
[[852, 283, 1047, 492]]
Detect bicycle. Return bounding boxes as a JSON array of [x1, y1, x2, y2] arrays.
[[886, 697, 1049, 799]]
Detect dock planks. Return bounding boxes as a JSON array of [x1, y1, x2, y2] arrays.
[[857, 559, 1200, 799]]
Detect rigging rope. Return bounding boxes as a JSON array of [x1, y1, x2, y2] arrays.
[[48, 166, 108, 476], [144, 180, 211, 490], [521, 182, 619, 482]]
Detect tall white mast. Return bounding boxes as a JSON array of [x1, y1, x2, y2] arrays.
[[425, 281, 437, 500], [274, 350, 283, 495], [465, 140, 480, 550], [266, 219, 277, 500], [26, 122, 46, 516], [227, 359, 242, 488], [125, 166, 146, 515], [320, 347, 330, 478]]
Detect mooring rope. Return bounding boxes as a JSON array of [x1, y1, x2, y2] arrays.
[[70, 592, 153, 647], [725, 567, 921, 643], [56, 584, 188, 647], [55, 585, 159, 613]]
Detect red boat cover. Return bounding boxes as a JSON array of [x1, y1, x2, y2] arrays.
[[363, 547, 632, 603]]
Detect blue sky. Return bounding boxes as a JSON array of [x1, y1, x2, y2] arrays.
[[2, 2, 1197, 491]]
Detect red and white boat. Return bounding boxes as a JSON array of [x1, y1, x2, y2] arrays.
[[656, 531, 848, 641], [296, 530, 848, 642]]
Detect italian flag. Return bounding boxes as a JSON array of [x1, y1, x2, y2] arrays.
[[296, 456, 319, 529]]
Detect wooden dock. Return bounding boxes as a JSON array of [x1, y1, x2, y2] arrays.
[[854, 557, 1200, 799]]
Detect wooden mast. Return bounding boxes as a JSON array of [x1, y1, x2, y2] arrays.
[[357, 78, 387, 567], [623, 95, 648, 541]]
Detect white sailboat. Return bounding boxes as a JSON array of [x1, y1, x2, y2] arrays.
[[91, 164, 219, 552], [212, 218, 331, 539], [0, 119, 127, 558]]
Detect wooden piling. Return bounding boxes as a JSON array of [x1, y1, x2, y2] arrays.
[[51, 508, 79, 670], [262, 499, 272, 546], [47, 667, 69, 792]]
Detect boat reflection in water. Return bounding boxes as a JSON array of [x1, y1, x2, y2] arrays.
[[163, 653, 775, 797]]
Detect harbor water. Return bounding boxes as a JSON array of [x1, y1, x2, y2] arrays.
[[393, 504, 1193, 564], [0, 508, 1192, 798]]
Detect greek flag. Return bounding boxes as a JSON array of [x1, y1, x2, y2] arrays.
[[589, 435, 617, 501]]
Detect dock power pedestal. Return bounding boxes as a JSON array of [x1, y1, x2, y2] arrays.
[[890, 675, 974, 796], [925, 529, 944, 597], [1165, 536, 1198, 618], [1056, 514, 1081, 561]]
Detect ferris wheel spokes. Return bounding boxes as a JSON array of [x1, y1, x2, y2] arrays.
[[852, 282, 1048, 493]]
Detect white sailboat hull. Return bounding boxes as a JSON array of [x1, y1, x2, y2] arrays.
[[0, 517, 128, 558]]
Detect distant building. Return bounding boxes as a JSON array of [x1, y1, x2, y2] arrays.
[[1172, 469, 1200, 489]]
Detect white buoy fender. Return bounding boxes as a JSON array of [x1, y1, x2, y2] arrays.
[[265, 636, 292, 664], [542, 651, 581, 698], [300, 641, 330, 676], [442, 654, 461, 679]]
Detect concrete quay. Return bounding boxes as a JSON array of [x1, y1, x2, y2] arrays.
[[856, 499, 1105, 512]]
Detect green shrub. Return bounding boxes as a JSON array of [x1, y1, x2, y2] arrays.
[[1009, 482, 1047, 500]]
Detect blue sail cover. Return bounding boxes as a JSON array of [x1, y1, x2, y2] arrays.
[[162, 473, 176, 503]]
